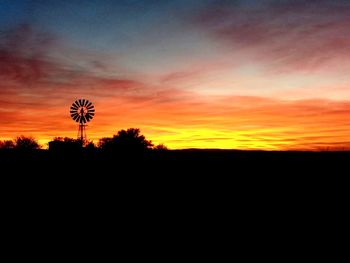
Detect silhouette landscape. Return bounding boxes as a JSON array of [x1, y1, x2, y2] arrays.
[[1, 1, 350, 177], [1, 129, 349, 177]]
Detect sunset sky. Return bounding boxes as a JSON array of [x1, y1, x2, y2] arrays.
[[1, 0, 350, 150]]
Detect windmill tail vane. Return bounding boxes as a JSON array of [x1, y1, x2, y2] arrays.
[[70, 99, 95, 141]]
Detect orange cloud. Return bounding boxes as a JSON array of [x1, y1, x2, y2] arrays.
[[1, 74, 350, 151]]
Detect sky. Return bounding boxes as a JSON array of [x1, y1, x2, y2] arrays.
[[1, 0, 350, 150]]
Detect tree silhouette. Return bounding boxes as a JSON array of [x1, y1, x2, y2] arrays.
[[14, 136, 40, 150], [48, 137, 82, 152], [99, 128, 153, 153]]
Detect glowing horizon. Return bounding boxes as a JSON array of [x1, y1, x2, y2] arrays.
[[1, 0, 350, 151]]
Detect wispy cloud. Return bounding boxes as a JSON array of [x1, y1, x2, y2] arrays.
[[194, 0, 350, 73]]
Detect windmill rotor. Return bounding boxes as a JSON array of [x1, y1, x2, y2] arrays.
[[70, 99, 95, 141]]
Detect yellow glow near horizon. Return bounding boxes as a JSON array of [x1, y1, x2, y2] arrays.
[[2, 94, 350, 151]]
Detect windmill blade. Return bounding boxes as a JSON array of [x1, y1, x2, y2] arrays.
[[87, 105, 94, 110], [71, 112, 78, 117], [87, 112, 95, 117], [81, 115, 87, 123], [82, 99, 85, 106], [73, 115, 80, 122], [73, 101, 80, 108], [86, 114, 93, 121], [71, 114, 79, 120], [84, 100, 89, 106], [86, 102, 92, 108], [87, 109, 95, 113], [71, 105, 78, 110], [70, 110, 78, 114], [78, 99, 83, 106]]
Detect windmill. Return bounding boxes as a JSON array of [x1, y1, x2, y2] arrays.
[[70, 99, 95, 142]]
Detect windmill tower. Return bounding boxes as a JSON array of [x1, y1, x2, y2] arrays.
[[70, 99, 95, 142]]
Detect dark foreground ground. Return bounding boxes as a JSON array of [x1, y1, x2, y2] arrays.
[[2, 148, 348, 200], [1, 148, 349, 174], [1, 148, 347, 209], [1, 149, 347, 229]]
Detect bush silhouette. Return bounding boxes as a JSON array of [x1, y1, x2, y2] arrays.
[[153, 144, 168, 151], [99, 128, 153, 153], [98, 137, 113, 150], [0, 140, 15, 149], [85, 141, 96, 150], [14, 136, 40, 150]]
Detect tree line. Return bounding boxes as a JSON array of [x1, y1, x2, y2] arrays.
[[0, 128, 168, 152]]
